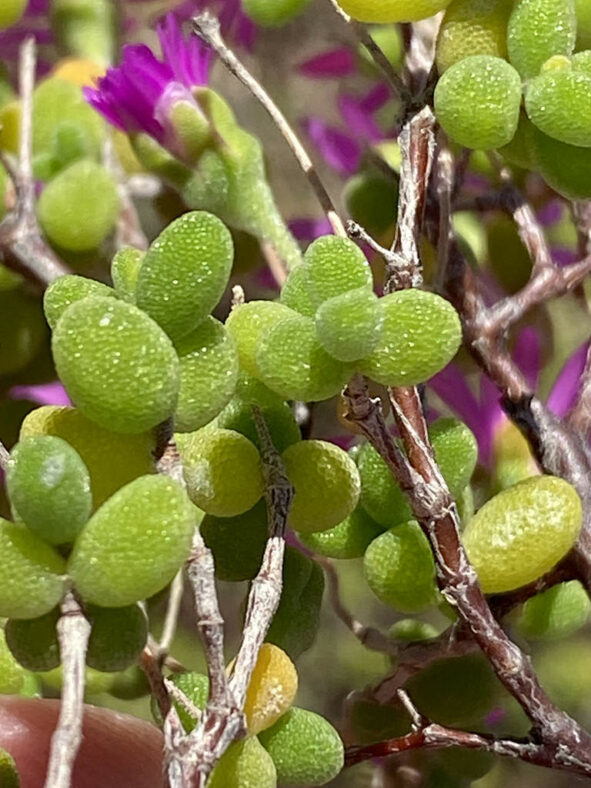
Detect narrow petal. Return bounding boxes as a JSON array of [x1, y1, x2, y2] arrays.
[[548, 341, 590, 418], [338, 92, 384, 142], [302, 117, 361, 176], [512, 327, 541, 391], [429, 364, 495, 465], [359, 82, 390, 113], [289, 217, 333, 241], [10, 382, 71, 407], [297, 48, 357, 79]]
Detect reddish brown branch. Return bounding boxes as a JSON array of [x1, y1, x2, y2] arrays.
[[346, 723, 590, 777], [344, 375, 591, 774]]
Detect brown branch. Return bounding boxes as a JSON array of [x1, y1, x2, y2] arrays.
[[344, 375, 591, 775], [484, 256, 591, 336], [442, 234, 591, 592], [0, 39, 69, 286], [573, 201, 591, 260], [369, 560, 573, 705], [192, 12, 346, 239], [346, 717, 590, 778], [44, 592, 91, 788], [347, 692, 591, 779]]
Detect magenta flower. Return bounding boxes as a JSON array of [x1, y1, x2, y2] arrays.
[[302, 83, 391, 177], [10, 381, 70, 408], [0, 0, 54, 76], [84, 13, 212, 162], [297, 47, 357, 79], [430, 330, 590, 467]]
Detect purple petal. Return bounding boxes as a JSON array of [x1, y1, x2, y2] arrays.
[[512, 327, 541, 391], [359, 82, 390, 113], [302, 117, 361, 176], [289, 217, 333, 241], [552, 246, 578, 267], [235, 15, 257, 51], [10, 382, 70, 407], [26, 0, 51, 11], [548, 341, 590, 418], [157, 13, 211, 87], [429, 364, 495, 465], [253, 266, 280, 291], [84, 86, 127, 132], [478, 373, 506, 465], [297, 48, 356, 79], [338, 92, 384, 142], [537, 199, 563, 227]]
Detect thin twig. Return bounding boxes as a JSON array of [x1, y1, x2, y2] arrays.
[[497, 166, 553, 274], [228, 406, 292, 706], [103, 135, 149, 251], [44, 593, 91, 788], [141, 644, 171, 721], [192, 13, 346, 238], [261, 240, 288, 288], [346, 716, 591, 777], [160, 571, 185, 656], [318, 556, 399, 656], [326, 0, 411, 105], [347, 220, 400, 267], [0, 39, 69, 285]]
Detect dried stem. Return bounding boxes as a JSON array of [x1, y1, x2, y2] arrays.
[[44, 593, 91, 788], [387, 106, 436, 290], [175, 529, 239, 788], [192, 12, 346, 239], [496, 170, 553, 275], [0, 438, 10, 471], [0, 39, 68, 285], [228, 408, 292, 706], [160, 410, 293, 786]]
